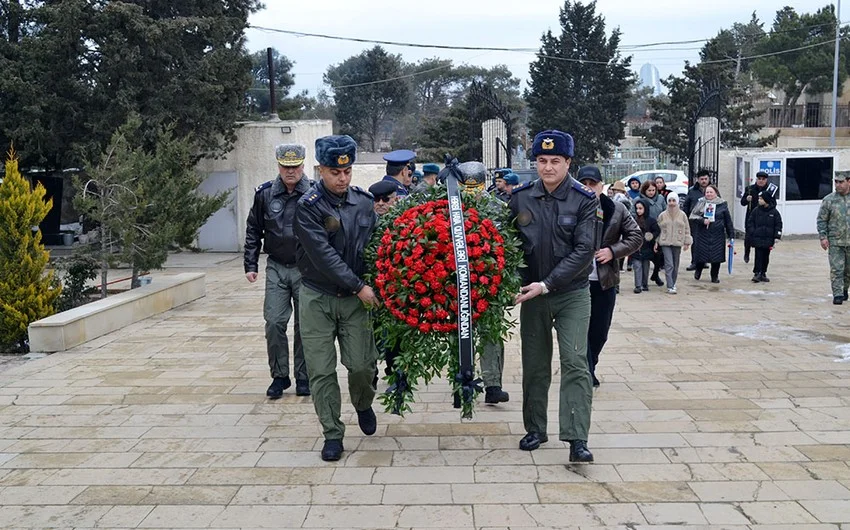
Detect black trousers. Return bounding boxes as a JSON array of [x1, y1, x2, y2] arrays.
[[753, 247, 771, 275], [695, 262, 722, 280], [651, 249, 664, 279], [587, 280, 617, 382]]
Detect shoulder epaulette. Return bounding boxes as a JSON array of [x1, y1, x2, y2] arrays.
[[254, 180, 272, 193], [351, 185, 374, 199], [302, 188, 323, 205], [572, 179, 596, 198], [511, 180, 534, 194]]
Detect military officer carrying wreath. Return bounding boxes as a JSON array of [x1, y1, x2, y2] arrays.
[[509, 130, 600, 463], [244, 143, 312, 399], [817, 170, 850, 305], [294, 135, 380, 462]]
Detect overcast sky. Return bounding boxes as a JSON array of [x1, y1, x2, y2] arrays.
[[246, 0, 833, 96]]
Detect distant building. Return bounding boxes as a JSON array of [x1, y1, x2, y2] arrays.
[[639, 63, 662, 96]]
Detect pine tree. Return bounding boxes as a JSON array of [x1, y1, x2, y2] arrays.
[[0, 145, 60, 349], [75, 117, 230, 293], [526, 1, 633, 165]]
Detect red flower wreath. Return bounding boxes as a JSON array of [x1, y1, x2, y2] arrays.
[[373, 200, 506, 334]]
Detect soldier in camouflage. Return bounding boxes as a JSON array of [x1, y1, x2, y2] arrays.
[[817, 170, 850, 305]]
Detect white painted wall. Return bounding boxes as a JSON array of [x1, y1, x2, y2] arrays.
[[196, 119, 333, 251], [719, 147, 850, 235]]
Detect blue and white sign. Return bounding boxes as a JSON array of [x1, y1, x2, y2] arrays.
[[759, 160, 781, 176]]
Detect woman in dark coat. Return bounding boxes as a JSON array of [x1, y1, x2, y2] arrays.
[[689, 184, 734, 283]]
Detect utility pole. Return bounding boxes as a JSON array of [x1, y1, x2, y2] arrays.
[[267, 48, 277, 119], [831, 0, 842, 147]]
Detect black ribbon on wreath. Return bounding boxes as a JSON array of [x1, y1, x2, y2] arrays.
[[444, 158, 482, 418]]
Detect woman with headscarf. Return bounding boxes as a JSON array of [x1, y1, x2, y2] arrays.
[[655, 194, 692, 294], [689, 184, 734, 284], [640, 180, 666, 286]]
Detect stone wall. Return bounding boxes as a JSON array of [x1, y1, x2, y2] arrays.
[[196, 119, 333, 251]]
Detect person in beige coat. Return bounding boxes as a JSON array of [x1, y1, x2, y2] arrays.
[[654, 194, 692, 294]]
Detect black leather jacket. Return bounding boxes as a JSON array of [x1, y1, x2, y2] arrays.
[[294, 180, 377, 297], [509, 176, 601, 294], [244, 176, 312, 273]]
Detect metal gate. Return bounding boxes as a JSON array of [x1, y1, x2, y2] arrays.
[[687, 84, 723, 186], [468, 81, 514, 174]]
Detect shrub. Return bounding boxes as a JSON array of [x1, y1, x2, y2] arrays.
[[0, 146, 61, 349]]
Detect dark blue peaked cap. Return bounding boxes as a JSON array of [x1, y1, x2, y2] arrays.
[[382, 149, 416, 164], [531, 130, 574, 158], [315, 135, 357, 168]]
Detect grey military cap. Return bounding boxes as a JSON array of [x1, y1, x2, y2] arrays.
[[275, 144, 306, 167], [836, 170, 850, 181]]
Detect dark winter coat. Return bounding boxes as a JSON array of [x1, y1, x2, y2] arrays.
[[634, 199, 661, 261], [683, 184, 706, 216], [692, 200, 734, 263], [596, 194, 642, 290], [746, 203, 783, 249]]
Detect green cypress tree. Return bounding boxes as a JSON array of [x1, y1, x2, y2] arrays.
[[0, 146, 60, 349], [526, 1, 633, 165]]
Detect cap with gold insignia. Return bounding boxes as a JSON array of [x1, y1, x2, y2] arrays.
[[315, 135, 357, 168], [456, 161, 487, 191], [531, 130, 574, 159], [275, 143, 306, 167]]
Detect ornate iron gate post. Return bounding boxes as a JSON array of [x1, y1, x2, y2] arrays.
[[687, 84, 724, 186], [467, 81, 513, 170]]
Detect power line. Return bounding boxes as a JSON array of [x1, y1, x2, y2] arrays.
[[701, 35, 847, 64], [329, 61, 455, 89], [621, 19, 849, 49], [249, 21, 850, 89], [250, 25, 538, 53], [252, 20, 849, 54]]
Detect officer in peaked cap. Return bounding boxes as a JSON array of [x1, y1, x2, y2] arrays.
[[509, 129, 600, 463], [245, 143, 313, 400], [294, 135, 380, 462], [381, 149, 416, 196]]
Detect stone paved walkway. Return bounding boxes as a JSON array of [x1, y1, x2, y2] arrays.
[[1, 240, 850, 529]]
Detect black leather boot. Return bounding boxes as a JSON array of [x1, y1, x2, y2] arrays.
[[266, 376, 291, 399], [519, 432, 548, 451], [321, 439, 344, 461], [569, 440, 594, 463], [484, 386, 509, 404]]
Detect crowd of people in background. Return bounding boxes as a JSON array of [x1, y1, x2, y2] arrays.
[[606, 169, 783, 293]]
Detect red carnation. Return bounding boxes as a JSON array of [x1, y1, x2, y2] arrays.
[[477, 299, 489, 313]]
